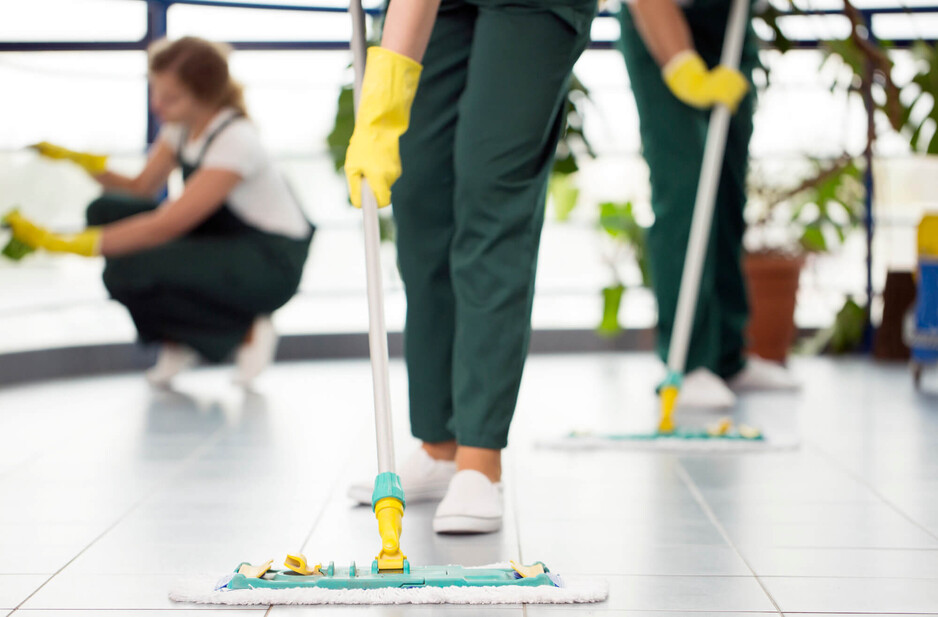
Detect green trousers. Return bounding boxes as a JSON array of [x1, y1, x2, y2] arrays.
[[87, 194, 311, 362], [393, 0, 595, 449], [618, 0, 759, 379]]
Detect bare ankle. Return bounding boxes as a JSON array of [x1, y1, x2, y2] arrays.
[[422, 440, 457, 462], [455, 446, 502, 483]]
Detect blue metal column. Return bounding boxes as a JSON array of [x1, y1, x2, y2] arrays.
[[145, 0, 168, 146]]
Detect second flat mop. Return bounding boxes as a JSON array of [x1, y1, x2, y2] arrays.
[[545, 0, 786, 452], [171, 0, 607, 605]]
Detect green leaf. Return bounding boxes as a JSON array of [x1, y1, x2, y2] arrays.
[[552, 72, 595, 176], [326, 85, 355, 174], [597, 284, 625, 337], [799, 224, 827, 253], [597, 201, 652, 287], [549, 173, 580, 221], [552, 152, 579, 176], [378, 213, 396, 244], [829, 297, 867, 354]]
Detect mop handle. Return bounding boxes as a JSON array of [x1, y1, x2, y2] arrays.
[[350, 0, 396, 476], [665, 0, 750, 376]]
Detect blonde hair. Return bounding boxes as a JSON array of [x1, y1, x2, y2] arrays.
[[148, 36, 247, 117]]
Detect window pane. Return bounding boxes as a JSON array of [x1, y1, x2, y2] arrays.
[[167, 4, 359, 42], [0, 52, 147, 152], [0, 0, 146, 42]]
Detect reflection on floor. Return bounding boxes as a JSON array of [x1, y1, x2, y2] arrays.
[[1, 353, 937, 616]]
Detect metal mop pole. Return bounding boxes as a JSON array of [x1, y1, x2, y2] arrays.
[[350, 0, 396, 477], [660, 0, 751, 430], [349, 0, 407, 571]]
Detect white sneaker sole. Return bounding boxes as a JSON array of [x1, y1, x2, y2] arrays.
[[432, 514, 502, 534]]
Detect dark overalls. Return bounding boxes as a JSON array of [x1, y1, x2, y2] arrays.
[[392, 0, 597, 449], [618, 0, 759, 378], [87, 115, 313, 362]]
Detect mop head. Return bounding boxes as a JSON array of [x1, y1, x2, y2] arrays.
[[539, 418, 799, 452], [169, 561, 608, 606]]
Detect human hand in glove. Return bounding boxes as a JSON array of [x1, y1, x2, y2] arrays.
[[344, 47, 422, 208], [663, 51, 749, 112], [4, 210, 101, 257], [30, 141, 109, 176]]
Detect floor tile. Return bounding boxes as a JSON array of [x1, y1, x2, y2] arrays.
[[270, 607, 523, 616], [783, 614, 938, 617], [722, 519, 938, 549], [518, 542, 750, 576], [527, 575, 776, 612], [528, 612, 777, 616], [0, 575, 48, 609], [14, 607, 267, 617], [19, 574, 183, 609], [763, 576, 938, 613], [741, 547, 938, 578], [518, 517, 727, 548]]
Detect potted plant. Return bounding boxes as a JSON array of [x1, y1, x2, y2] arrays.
[[744, 155, 865, 361]]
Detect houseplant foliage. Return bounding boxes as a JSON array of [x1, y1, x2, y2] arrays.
[[596, 200, 650, 336], [746, 155, 865, 359], [756, 0, 938, 355]]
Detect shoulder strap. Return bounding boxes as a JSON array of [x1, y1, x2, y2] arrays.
[[193, 112, 244, 166], [176, 112, 245, 167]]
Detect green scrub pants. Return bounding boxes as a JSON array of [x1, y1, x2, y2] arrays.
[[393, 0, 595, 449], [87, 193, 311, 362], [618, 0, 759, 379]]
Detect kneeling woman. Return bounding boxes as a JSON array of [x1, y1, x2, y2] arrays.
[[11, 37, 313, 386]]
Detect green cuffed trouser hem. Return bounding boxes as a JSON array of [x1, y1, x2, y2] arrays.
[[394, 0, 596, 449], [617, 1, 758, 380], [87, 193, 311, 362]]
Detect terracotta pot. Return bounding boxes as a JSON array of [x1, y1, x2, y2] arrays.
[[743, 253, 805, 363]]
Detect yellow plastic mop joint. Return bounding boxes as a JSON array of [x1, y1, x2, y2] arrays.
[[658, 385, 679, 433], [374, 496, 407, 570]]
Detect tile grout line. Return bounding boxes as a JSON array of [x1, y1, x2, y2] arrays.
[[674, 460, 784, 616], [8, 423, 231, 613], [261, 421, 385, 616], [264, 432, 365, 616], [806, 439, 938, 543], [508, 450, 528, 617]]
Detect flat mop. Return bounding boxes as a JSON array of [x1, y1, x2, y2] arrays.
[[544, 0, 789, 453], [170, 1, 606, 605]]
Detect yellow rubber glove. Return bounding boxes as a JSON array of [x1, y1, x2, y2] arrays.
[[663, 51, 749, 113], [30, 141, 109, 176], [345, 47, 423, 208], [5, 210, 101, 257]]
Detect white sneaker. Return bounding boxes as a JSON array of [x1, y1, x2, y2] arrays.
[[729, 356, 801, 391], [433, 470, 503, 534], [348, 447, 457, 506], [676, 368, 737, 409], [233, 316, 278, 387], [146, 344, 198, 387]]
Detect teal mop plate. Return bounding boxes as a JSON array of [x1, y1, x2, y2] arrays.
[[220, 561, 559, 591], [568, 428, 764, 441]]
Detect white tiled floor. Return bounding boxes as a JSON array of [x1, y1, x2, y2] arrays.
[[1, 353, 937, 616]]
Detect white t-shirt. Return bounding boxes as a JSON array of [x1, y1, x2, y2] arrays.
[[158, 108, 310, 240]]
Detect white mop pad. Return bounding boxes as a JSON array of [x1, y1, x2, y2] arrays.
[[538, 432, 800, 453], [169, 563, 608, 606]]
